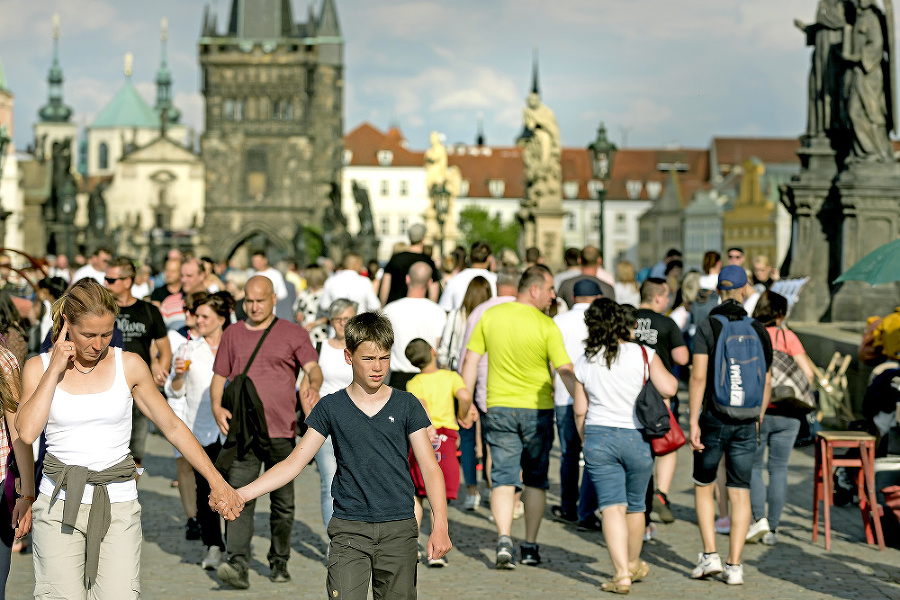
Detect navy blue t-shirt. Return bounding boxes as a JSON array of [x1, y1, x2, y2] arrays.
[[306, 388, 432, 522]]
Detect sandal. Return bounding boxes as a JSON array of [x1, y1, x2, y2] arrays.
[[601, 576, 631, 594], [630, 561, 650, 582]]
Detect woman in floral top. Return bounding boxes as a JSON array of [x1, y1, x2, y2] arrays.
[[293, 265, 328, 344]]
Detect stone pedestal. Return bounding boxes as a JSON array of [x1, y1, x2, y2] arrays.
[[519, 204, 565, 272], [781, 136, 840, 322], [830, 162, 900, 321]]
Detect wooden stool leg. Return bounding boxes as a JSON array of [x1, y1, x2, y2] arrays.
[[854, 453, 874, 545], [813, 437, 822, 543], [823, 439, 833, 550], [859, 441, 886, 550]]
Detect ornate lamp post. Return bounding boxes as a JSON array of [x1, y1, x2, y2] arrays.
[[59, 176, 77, 262], [588, 123, 616, 259], [432, 184, 450, 259]]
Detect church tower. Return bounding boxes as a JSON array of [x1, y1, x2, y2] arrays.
[[199, 0, 344, 261], [34, 14, 78, 161]]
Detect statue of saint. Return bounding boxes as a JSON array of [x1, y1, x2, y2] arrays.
[[795, 0, 847, 137], [352, 181, 374, 236], [424, 132, 461, 198], [518, 92, 561, 207], [842, 0, 895, 162]]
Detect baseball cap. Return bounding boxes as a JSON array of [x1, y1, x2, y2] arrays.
[[573, 279, 602, 297], [717, 265, 748, 291]]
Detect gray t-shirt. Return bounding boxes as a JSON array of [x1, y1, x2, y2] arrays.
[[306, 388, 432, 522]]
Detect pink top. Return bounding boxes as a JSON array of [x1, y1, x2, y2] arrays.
[[767, 326, 804, 357]]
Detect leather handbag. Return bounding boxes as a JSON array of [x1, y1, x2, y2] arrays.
[[651, 406, 686, 456]]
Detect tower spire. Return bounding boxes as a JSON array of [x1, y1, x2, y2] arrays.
[[155, 18, 181, 126], [530, 48, 540, 96], [38, 13, 73, 123]]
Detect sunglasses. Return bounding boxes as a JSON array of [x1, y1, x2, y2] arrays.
[[104, 276, 128, 284]]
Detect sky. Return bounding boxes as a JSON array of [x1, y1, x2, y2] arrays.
[[0, 0, 844, 153]]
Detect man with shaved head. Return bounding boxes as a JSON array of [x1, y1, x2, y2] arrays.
[[319, 252, 381, 312], [211, 275, 323, 589], [382, 261, 447, 390]]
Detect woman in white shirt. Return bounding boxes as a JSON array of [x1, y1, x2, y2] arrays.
[[17, 279, 242, 599], [574, 298, 677, 594], [168, 291, 236, 571], [299, 298, 358, 530]]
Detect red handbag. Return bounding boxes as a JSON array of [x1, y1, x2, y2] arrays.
[[651, 406, 686, 456]]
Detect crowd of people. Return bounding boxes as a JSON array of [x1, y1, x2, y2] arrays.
[[0, 235, 812, 598]]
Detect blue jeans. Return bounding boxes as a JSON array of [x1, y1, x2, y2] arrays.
[[315, 436, 337, 528], [750, 413, 801, 529], [484, 407, 554, 490], [459, 403, 486, 488], [583, 426, 654, 512], [554, 405, 598, 519], [692, 410, 758, 489]]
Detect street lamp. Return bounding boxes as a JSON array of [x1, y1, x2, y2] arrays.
[[432, 184, 450, 259]]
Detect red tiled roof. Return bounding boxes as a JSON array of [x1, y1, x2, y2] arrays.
[[712, 137, 801, 167], [605, 148, 709, 207], [344, 123, 424, 167]]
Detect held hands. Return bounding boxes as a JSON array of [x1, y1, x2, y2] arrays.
[[457, 405, 478, 429], [208, 482, 245, 521], [11, 498, 33, 539]]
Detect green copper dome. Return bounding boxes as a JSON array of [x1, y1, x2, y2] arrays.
[[92, 78, 159, 129]]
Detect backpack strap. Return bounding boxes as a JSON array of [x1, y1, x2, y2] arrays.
[[315, 340, 322, 355], [242, 317, 278, 376], [639, 344, 649, 385]]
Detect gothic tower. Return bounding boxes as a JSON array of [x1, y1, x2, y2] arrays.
[[198, 0, 344, 261]]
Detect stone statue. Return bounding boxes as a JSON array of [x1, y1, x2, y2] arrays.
[[87, 180, 109, 233], [322, 181, 350, 261], [517, 91, 561, 208], [44, 139, 76, 223], [795, 0, 847, 138], [424, 132, 461, 198], [842, 0, 895, 162], [351, 181, 378, 259]]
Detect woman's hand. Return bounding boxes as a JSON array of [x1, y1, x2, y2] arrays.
[[12, 497, 33, 539], [173, 357, 187, 377], [48, 321, 75, 376]]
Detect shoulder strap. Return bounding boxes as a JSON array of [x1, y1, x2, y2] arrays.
[[315, 340, 322, 355], [242, 317, 278, 376], [639, 344, 649, 385]]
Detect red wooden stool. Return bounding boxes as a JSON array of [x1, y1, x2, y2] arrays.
[[812, 430, 885, 550]]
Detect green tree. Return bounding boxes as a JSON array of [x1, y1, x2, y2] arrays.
[[456, 205, 520, 255]]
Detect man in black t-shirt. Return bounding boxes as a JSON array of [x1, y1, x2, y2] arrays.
[[379, 223, 439, 305], [634, 277, 689, 524], [106, 257, 171, 469]]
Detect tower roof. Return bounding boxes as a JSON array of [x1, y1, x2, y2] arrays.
[[155, 18, 181, 125], [38, 14, 73, 123], [92, 60, 158, 129], [227, 0, 296, 38]]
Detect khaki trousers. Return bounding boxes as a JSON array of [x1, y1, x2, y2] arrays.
[[32, 493, 142, 599]]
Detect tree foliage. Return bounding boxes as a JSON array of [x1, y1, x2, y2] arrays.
[[456, 205, 520, 255]]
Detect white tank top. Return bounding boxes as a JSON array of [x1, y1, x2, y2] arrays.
[[318, 341, 353, 398], [39, 348, 138, 504]]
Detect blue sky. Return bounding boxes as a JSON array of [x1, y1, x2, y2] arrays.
[[0, 0, 834, 152]]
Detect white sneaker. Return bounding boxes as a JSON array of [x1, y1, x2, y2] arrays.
[[463, 492, 481, 511], [722, 563, 744, 585], [643, 523, 657, 542], [762, 531, 777, 546], [512, 500, 525, 520], [201, 546, 223, 570], [746, 517, 769, 543], [691, 552, 723, 579]]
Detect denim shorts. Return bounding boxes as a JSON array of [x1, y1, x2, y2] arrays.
[[692, 410, 758, 489], [582, 425, 654, 513], [483, 407, 554, 490]]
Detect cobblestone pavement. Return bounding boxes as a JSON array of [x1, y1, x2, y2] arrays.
[[8, 425, 900, 599]]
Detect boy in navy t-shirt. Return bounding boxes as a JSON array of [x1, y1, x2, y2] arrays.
[[238, 311, 451, 599]]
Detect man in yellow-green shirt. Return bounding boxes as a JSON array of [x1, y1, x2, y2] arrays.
[[462, 265, 576, 569]]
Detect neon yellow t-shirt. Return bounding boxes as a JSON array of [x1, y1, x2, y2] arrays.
[[407, 370, 466, 430], [466, 301, 571, 410]]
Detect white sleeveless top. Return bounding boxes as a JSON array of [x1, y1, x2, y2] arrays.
[[39, 348, 138, 504], [318, 341, 353, 398]]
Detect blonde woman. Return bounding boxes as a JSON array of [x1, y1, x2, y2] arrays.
[[17, 279, 243, 598], [614, 261, 640, 308]]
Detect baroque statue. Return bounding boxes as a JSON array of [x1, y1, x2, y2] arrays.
[[795, 0, 847, 138], [517, 74, 561, 208], [424, 132, 461, 199]]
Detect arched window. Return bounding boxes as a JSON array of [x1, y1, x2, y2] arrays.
[[98, 142, 109, 170]]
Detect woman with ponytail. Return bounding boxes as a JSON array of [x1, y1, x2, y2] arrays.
[[0, 343, 34, 600], [16, 279, 244, 599], [573, 298, 677, 594]]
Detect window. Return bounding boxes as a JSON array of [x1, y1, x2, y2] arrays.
[[98, 142, 109, 170], [224, 99, 245, 121], [563, 181, 579, 199], [587, 180, 604, 199], [273, 99, 292, 120], [646, 181, 662, 200], [377, 150, 394, 166], [592, 212, 600, 231], [342, 150, 353, 165], [615, 213, 626, 233], [459, 180, 469, 197], [399, 217, 408, 235], [379, 217, 390, 235], [488, 179, 505, 198], [380, 180, 390, 196], [626, 180, 642, 199], [246, 147, 268, 199], [399, 180, 409, 196], [566, 212, 576, 231]]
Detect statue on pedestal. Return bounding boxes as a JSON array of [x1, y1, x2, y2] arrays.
[[423, 132, 461, 255], [842, 0, 895, 163], [322, 181, 350, 261], [351, 180, 378, 260], [794, 0, 847, 139], [517, 87, 561, 209]]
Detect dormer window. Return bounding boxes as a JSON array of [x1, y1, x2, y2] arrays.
[[626, 180, 643, 200], [587, 180, 604, 199], [377, 150, 393, 166], [646, 181, 662, 200], [343, 150, 353, 165], [459, 180, 470, 197], [488, 179, 505, 198], [563, 181, 579, 199]]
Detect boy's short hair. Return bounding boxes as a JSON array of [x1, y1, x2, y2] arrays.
[[404, 338, 433, 370], [345, 311, 394, 354]]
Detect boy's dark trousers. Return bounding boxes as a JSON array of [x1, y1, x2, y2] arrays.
[[224, 438, 296, 569], [327, 516, 419, 599]]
